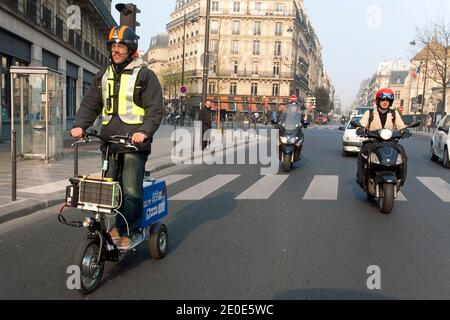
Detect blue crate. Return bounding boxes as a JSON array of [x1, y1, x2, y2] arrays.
[[141, 180, 168, 228]]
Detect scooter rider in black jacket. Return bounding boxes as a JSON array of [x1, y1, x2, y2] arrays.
[[71, 26, 164, 250]]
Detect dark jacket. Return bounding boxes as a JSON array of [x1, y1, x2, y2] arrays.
[[73, 57, 164, 153], [198, 107, 212, 132]]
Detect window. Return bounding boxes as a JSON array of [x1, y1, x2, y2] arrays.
[[252, 63, 259, 75], [272, 83, 279, 96], [232, 61, 238, 74], [209, 82, 216, 94], [275, 22, 283, 36], [253, 41, 260, 55], [232, 21, 240, 35], [211, 39, 219, 52], [251, 83, 258, 96], [230, 83, 237, 95], [211, 1, 219, 11], [211, 20, 219, 34], [276, 3, 284, 12], [395, 91, 401, 99], [273, 62, 280, 76], [233, 2, 241, 13], [274, 41, 281, 56], [255, 2, 262, 13], [254, 21, 261, 35], [66, 76, 77, 118], [231, 40, 239, 54]]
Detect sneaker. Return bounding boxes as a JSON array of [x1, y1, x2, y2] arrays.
[[116, 237, 132, 250]]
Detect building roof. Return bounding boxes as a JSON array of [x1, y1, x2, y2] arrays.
[[390, 71, 409, 85], [149, 34, 169, 50]]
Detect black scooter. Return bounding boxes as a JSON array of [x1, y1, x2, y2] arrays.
[[278, 120, 306, 172], [354, 120, 420, 214]]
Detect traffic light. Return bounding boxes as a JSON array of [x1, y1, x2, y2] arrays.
[[115, 3, 141, 33]]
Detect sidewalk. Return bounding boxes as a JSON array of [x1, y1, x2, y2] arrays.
[[0, 125, 183, 224], [0, 124, 263, 224]]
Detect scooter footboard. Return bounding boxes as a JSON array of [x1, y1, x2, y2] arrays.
[[141, 180, 168, 228]]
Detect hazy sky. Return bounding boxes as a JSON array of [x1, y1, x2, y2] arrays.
[[112, 0, 450, 109]]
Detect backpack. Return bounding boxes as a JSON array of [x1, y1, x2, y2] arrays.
[[368, 109, 396, 129]]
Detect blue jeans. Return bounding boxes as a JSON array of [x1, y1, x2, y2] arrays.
[[105, 152, 148, 236]]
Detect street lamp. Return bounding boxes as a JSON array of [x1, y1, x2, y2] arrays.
[[410, 40, 429, 130], [181, 11, 199, 126]]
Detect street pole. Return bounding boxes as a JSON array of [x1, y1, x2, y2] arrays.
[[201, 0, 211, 115], [420, 49, 429, 131], [181, 12, 187, 127]]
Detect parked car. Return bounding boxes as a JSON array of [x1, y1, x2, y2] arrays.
[[430, 114, 450, 168], [339, 115, 366, 156]]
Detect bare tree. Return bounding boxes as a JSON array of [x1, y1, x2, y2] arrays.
[[416, 19, 450, 116]]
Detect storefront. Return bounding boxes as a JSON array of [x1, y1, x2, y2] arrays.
[[0, 28, 31, 141]]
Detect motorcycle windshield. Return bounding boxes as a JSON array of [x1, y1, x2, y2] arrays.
[[282, 113, 302, 131]]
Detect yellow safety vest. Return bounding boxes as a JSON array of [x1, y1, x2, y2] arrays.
[[101, 65, 145, 125]]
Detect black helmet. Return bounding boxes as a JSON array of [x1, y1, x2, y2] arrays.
[[106, 25, 138, 54]]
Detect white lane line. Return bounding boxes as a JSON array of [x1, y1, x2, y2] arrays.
[[169, 175, 240, 201], [417, 177, 450, 202], [303, 175, 339, 200], [236, 175, 289, 200], [163, 174, 192, 186]]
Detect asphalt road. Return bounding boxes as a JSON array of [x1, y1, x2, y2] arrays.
[[1, 126, 450, 300]]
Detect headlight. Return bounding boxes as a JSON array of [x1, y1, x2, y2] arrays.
[[379, 129, 393, 141], [280, 137, 288, 144], [370, 153, 380, 164], [82, 217, 93, 228], [396, 154, 403, 165], [289, 137, 297, 144]]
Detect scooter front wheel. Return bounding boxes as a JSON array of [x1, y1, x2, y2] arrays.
[[73, 238, 105, 294], [378, 183, 395, 214]]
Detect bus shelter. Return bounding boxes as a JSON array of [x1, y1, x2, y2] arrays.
[[10, 67, 63, 162]]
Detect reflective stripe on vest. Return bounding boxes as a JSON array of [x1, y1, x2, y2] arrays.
[[101, 66, 145, 125]]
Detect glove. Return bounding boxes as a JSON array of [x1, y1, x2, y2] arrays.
[[402, 129, 412, 139], [356, 127, 367, 136]]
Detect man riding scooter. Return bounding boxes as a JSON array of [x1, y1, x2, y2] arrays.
[[356, 88, 410, 190], [71, 26, 164, 250]]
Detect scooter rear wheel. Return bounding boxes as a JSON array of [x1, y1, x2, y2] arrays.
[[378, 183, 395, 214], [149, 225, 168, 259], [73, 238, 105, 294]]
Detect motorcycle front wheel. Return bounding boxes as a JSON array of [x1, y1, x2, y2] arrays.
[[281, 155, 292, 172], [378, 183, 395, 214], [73, 237, 105, 295]]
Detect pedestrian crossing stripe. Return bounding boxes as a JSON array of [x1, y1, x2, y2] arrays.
[[417, 177, 450, 202], [165, 174, 450, 202], [169, 175, 240, 201], [236, 175, 289, 200]]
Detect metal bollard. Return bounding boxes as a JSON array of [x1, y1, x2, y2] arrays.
[[11, 129, 17, 202]]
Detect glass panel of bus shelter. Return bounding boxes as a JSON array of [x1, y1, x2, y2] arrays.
[[47, 72, 63, 159]]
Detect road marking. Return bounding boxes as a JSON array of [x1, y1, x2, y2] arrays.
[[169, 175, 240, 201], [17, 172, 103, 194], [396, 191, 407, 201], [303, 175, 339, 200], [163, 174, 192, 186], [417, 177, 450, 202], [236, 175, 289, 200]]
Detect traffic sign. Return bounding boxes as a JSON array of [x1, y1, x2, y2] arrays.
[[180, 85, 187, 97], [399, 106, 404, 113]]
